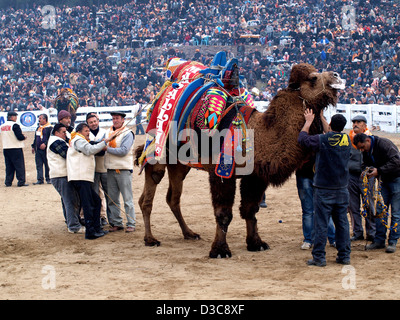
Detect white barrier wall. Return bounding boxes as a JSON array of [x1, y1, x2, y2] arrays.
[[2, 104, 400, 133]]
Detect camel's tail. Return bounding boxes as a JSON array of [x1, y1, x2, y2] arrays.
[[134, 144, 145, 167]]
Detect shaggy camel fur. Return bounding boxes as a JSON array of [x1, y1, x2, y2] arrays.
[[134, 63, 346, 258]]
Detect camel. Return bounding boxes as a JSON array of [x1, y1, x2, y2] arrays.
[[134, 62, 346, 258]]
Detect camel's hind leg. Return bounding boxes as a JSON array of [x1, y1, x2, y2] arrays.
[[166, 163, 200, 240], [138, 163, 166, 246], [240, 175, 270, 252]]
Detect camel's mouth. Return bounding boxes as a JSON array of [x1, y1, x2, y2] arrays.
[[329, 78, 346, 90]]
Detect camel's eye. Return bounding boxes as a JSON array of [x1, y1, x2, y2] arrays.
[[333, 72, 339, 78]]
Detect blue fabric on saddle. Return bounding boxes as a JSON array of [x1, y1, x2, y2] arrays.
[[138, 52, 256, 179]]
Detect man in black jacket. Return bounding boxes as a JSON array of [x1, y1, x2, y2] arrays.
[[354, 133, 400, 253], [298, 110, 351, 267], [32, 113, 53, 184]]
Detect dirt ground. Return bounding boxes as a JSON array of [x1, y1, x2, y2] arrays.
[[1, 130, 400, 301]]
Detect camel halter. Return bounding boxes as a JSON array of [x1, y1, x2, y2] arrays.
[[298, 75, 327, 108]]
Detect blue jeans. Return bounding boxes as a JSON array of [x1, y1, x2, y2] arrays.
[[312, 187, 351, 263], [51, 177, 81, 231], [296, 175, 335, 244], [375, 177, 400, 245]]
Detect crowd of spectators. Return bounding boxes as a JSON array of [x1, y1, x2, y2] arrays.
[[0, 0, 400, 113]]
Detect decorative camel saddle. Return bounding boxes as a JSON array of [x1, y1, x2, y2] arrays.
[[139, 52, 256, 179]]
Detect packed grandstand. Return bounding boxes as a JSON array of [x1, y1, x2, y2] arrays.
[[0, 0, 399, 112]]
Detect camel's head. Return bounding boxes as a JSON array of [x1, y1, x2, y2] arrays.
[[288, 63, 345, 113]]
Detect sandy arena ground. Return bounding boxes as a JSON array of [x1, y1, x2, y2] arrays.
[[1, 130, 400, 300]]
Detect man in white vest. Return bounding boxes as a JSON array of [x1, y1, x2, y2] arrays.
[[47, 123, 82, 233], [86, 112, 110, 226], [1, 111, 28, 187], [104, 111, 136, 232], [67, 123, 114, 240]]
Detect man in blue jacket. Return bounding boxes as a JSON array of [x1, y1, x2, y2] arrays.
[[298, 110, 351, 267]]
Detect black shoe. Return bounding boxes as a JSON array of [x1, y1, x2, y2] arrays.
[[350, 235, 364, 241], [5, 184, 11, 187], [365, 242, 385, 250], [336, 258, 351, 265], [33, 181, 44, 185], [307, 259, 326, 267], [46, 180, 51, 184], [85, 232, 106, 240], [17, 183, 29, 187]]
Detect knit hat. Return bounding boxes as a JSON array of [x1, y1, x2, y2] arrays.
[[58, 110, 71, 121]]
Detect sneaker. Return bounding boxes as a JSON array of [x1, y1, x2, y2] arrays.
[[307, 259, 326, 267], [365, 242, 385, 250], [386, 244, 396, 253], [301, 242, 312, 250], [68, 227, 86, 234]]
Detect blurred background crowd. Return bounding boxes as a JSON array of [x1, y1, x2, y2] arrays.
[[0, 0, 399, 112]]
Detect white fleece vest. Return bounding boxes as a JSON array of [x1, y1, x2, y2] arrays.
[[104, 128, 134, 170], [1, 121, 24, 149], [67, 136, 96, 182], [47, 135, 68, 178]]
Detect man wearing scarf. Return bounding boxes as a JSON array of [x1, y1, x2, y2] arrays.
[[67, 123, 113, 240], [348, 115, 375, 242], [32, 113, 52, 185], [104, 111, 136, 233], [354, 133, 400, 253]]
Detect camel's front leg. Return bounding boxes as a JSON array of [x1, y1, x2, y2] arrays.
[[240, 175, 270, 252], [208, 173, 236, 258]]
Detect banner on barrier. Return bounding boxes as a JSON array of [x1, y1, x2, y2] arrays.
[[0, 110, 50, 132]]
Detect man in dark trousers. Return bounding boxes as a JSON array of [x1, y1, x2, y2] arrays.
[[32, 113, 53, 185], [1, 111, 29, 187], [353, 133, 400, 253], [298, 110, 351, 267]]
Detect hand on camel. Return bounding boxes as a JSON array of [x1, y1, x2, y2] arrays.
[[304, 109, 315, 124]]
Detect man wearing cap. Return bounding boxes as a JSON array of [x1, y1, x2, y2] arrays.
[[104, 111, 136, 232], [32, 114, 53, 185], [348, 115, 375, 242], [1, 111, 28, 187], [57, 110, 74, 141]]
